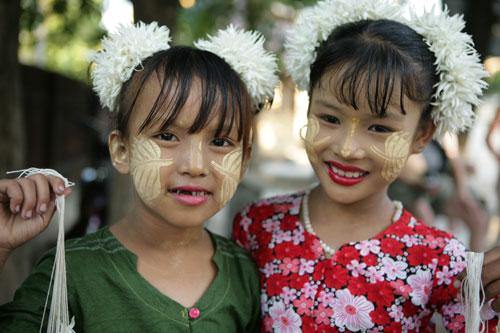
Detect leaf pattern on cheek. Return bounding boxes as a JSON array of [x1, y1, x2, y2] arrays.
[[370, 132, 411, 182], [211, 148, 243, 206], [130, 137, 173, 204]]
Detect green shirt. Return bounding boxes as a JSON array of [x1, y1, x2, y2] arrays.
[[0, 228, 260, 332]]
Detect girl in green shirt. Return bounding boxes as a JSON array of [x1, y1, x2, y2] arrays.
[[0, 22, 278, 332]]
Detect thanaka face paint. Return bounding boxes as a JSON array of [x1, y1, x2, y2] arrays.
[[211, 148, 243, 207], [130, 136, 173, 204], [340, 117, 360, 158], [370, 131, 412, 181], [301, 117, 332, 164]]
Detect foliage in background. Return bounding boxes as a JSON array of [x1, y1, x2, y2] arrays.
[[175, 0, 316, 47], [19, 0, 104, 82]]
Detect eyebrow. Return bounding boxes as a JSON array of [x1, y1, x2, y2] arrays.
[[316, 98, 406, 121]]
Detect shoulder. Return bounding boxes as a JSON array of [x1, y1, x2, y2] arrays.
[[212, 232, 255, 263], [211, 232, 259, 282], [235, 191, 304, 222], [39, 228, 125, 270], [388, 209, 466, 263]]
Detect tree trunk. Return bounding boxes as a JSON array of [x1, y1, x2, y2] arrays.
[[462, 0, 494, 60], [0, 0, 24, 174], [131, 0, 179, 31]]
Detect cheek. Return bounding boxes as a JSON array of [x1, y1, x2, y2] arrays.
[[210, 148, 243, 207], [369, 131, 412, 182], [302, 117, 333, 164], [129, 136, 173, 204]]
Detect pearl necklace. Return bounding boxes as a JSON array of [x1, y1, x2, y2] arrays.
[[301, 190, 403, 258]]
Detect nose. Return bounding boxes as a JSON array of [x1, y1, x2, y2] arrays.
[[337, 118, 365, 159], [180, 139, 208, 177]]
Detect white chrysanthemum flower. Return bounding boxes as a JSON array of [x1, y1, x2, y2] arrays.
[[90, 21, 171, 111], [284, 0, 488, 137], [285, 0, 403, 91], [195, 25, 279, 108], [405, 6, 489, 137]]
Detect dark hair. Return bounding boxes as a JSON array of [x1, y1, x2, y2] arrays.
[[115, 46, 254, 158], [310, 19, 438, 121]]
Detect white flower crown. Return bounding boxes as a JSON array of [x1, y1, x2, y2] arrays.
[[195, 24, 279, 108], [90, 22, 278, 112], [284, 0, 489, 137]]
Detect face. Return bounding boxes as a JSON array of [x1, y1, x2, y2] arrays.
[[305, 71, 433, 206], [109, 75, 248, 229]]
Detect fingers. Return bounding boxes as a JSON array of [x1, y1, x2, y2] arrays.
[[483, 246, 500, 266], [18, 177, 37, 219], [492, 298, 500, 313], [0, 174, 72, 219], [0, 180, 23, 214], [484, 276, 500, 302]]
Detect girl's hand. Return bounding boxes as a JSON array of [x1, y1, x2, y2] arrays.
[[483, 247, 500, 312], [0, 174, 71, 255]]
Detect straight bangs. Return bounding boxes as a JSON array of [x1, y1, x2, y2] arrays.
[[119, 46, 253, 147], [310, 19, 437, 117]]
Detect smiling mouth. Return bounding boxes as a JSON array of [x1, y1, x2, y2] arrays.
[[325, 161, 369, 186]]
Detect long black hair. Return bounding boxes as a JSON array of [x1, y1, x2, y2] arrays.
[[310, 19, 438, 121]]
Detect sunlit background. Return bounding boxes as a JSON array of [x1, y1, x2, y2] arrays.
[[2, 2, 500, 323]]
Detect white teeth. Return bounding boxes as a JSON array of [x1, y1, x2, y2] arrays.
[[330, 165, 365, 178], [172, 189, 208, 196]]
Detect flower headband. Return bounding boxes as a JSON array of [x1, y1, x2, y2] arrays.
[[284, 0, 489, 137], [91, 22, 278, 112]]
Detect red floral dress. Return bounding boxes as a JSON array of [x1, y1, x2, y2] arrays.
[[232, 192, 499, 332]]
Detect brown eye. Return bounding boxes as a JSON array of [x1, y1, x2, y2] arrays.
[[368, 125, 393, 133], [212, 138, 233, 147], [319, 114, 340, 124], [157, 133, 178, 141]]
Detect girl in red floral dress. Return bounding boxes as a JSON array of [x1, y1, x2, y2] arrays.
[[233, 0, 500, 331]]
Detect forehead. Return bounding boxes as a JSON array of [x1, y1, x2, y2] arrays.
[[312, 68, 422, 118], [128, 73, 237, 134]]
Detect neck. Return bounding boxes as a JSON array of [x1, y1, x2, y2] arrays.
[[309, 185, 395, 230], [111, 202, 207, 255]]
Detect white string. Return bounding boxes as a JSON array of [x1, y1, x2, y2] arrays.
[[7, 168, 75, 333], [463, 251, 486, 333]]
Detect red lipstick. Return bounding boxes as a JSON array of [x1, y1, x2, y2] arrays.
[[325, 161, 368, 187]]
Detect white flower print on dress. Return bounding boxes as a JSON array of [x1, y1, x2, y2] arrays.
[[332, 289, 375, 331], [318, 290, 335, 307], [450, 258, 466, 274], [401, 235, 419, 247], [275, 230, 292, 244], [299, 259, 315, 275], [381, 257, 408, 280], [436, 266, 453, 285], [389, 304, 404, 321], [301, 282, 318, 299], [263, 219, 280, 232], [355, 239, 381, 256], [347, 260, 367, 277], [280, 287, 298, 305], [262, 262, 277, 278], [444, 238, 466, 257], [407, 269, 433, 306], [292, 229, 305, 245], [366, 266, 384, 283], [269, 301, 302, 333]]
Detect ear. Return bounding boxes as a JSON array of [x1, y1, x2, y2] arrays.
[[108, 130, 131, 174], [411, 119, 436, 154]]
